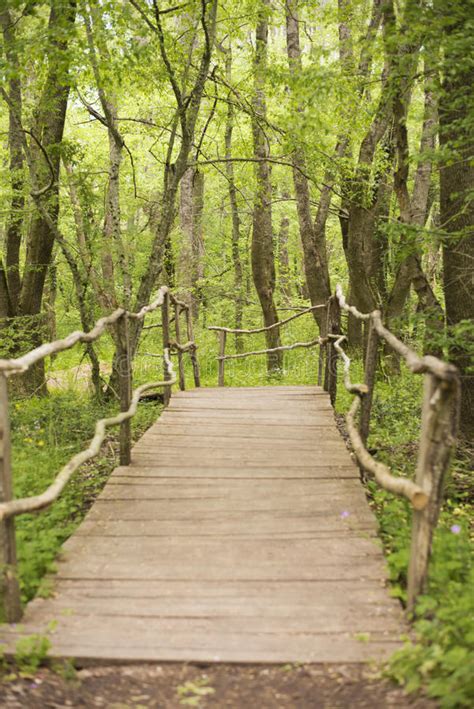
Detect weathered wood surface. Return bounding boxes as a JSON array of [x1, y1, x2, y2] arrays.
[[1, 386, 405, 663]]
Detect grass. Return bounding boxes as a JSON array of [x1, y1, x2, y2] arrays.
[[11, 391, 161, 603]]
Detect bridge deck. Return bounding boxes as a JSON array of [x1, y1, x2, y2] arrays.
[[2, 386, 405, 663]]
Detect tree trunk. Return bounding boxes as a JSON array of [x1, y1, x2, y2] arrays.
[[438, 0, 474, 441], [285, 0, 331, 334], [179, 167, 204, 320], [278, 203, 292, 302], [251, 2, 282, 373], [0, 8, 24, 318], [129, 0, 218, 358], [224, 47, 244, 351], [13, 1, 77, 393]]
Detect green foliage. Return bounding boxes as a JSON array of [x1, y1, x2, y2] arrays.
[[342, 364, 474, 708], [14, 634, 51, 674], [176, 677, 215, 706], [11, 388, 160, 603]]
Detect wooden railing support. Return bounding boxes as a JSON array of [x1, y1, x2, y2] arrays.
[[218, 331, 226, 387], [317, 344, 325, 387], [174, 303, 186, 391], [324, 295, 341, 406], [359, 320, 379, 445], [118, 314, 132, 466], [161, 291, 172, 405], [0, 374, 22, 622], [185, 308, 201, 388], [407, 374, 459, 611]]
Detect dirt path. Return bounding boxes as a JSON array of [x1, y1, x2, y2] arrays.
[[0, 663, 435, 708]]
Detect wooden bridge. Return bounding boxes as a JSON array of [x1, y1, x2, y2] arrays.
[[0, 287, 459, 665]]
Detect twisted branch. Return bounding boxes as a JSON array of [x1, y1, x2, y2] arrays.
[[0, 351, 176, 520], [333, 336, 428, 510]]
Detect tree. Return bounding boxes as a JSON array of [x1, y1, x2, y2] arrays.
[[0, 1, 77, 392], [436, 0, 474, 440], [251, 0, 282, 372], [284, 0, 331, 335]]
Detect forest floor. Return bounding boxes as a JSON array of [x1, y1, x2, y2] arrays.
[[0, 662, 436, 708]]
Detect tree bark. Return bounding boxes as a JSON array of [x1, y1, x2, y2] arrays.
[[251, 2, 282, 373], [129, 0, 218, 357], [0, 8, 24, 317], [0, 1, 77, 393], [438, 0, 474, 441], [179, 167, 204, 320], [278, 201, 292, 303], [224, 47, 244, 351], [285, 0, 331, 334]]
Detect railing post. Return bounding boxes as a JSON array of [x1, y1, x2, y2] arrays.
[[324, 296, 340, 406], [118, 313, 132, 466], [162, 290, 172, 405], [218, 331, 226, 387], [185, 307, 200, 387], [174, 302, 186, 391], [407, 373, 459, 612], [0, 374, 22, 622], [359, 318, 378, 445], [317, 342, 325, 387]]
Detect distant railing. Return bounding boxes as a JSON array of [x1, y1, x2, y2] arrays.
[[0, 287, 200, 622], [208, 302, 339, 393], [210, 285, 460, 612]]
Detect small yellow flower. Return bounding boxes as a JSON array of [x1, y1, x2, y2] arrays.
[[37, 440, 45, 447]]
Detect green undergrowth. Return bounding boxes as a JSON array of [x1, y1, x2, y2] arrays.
[[337, 362, 473, 708]]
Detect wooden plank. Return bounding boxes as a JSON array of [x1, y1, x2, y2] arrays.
[[159, 412, 337, 425], [145, 423, 342, 439], [97, 479, 367, 501], [135, 434, 347, 447], [1, 625, 402, 664], [22, 598, 401, 633], [105, 477, 365, 493], [29, 577, 392, 600], [111, 465, 360, 479], [131, 452, 354, 468]]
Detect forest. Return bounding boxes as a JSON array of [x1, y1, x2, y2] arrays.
[[0, 0, 472, 706]]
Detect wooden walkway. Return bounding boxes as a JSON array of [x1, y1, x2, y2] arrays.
[[2, 386, 405, 663]]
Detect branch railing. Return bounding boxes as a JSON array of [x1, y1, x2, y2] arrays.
[[209, 286, 460, 612], [0, 286, 200, 623], [208, 302, 341, 393]]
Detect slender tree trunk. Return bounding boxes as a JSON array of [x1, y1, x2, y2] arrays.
[[129, 0, 218, 358], [278, 203, 292, 302], [224, 47, 244, 351], [285, 0, 331, 334], [251, 2, 282, 373], [179, 167, 204, 319]]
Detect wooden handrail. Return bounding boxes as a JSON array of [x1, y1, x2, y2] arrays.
[[210, 285, 460, 612], [335, 284, 457, 381], [333, 336, 428, 509], [209, 303, 326, 335], [0, 288, 171, 375], [332, 287, 460, 609], [218, 338, 325, 361], [0, 352, 176, 522], [209, 304, 330, 387], [0, 287, 200, 623]]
